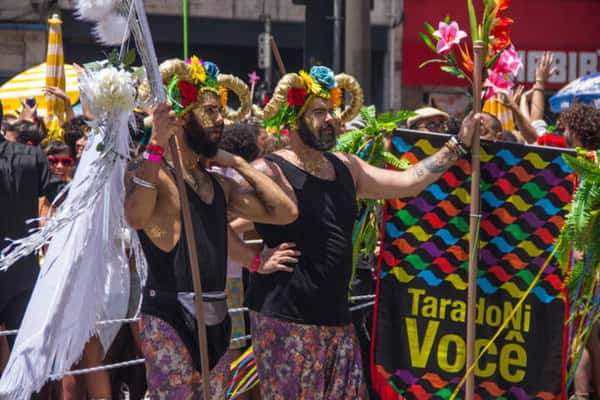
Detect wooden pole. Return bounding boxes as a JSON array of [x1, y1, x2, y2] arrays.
[[168, 135, 211, 400], [269, 35, 287, 76], [465, 39, 484, 400]]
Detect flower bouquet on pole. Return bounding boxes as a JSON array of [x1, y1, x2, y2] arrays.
[[419, 0, 521, 100]]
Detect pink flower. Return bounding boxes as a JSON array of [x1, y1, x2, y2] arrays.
[[433, 21, 467, 55], [484, 69, 514, 99], [494, 45, 522, 75]]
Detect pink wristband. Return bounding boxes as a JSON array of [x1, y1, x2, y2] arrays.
[[143, 152, 162, 163], [249, 254, 261, 273]]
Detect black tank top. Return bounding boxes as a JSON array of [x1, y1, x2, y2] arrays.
[[139, 170, 228, 295], [246, 152, 358, 326]]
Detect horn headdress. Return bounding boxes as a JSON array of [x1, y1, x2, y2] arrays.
[[139, 57, 251, 121], [253, 66, 364, 130]]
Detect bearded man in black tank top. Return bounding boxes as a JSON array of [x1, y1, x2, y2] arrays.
[[124, 58, 297, 399], [242, 66, 482, 399]]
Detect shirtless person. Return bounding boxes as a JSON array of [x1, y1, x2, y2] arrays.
[[124, 58, 296, 398]]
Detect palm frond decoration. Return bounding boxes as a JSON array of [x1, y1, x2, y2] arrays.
[[334, 105, 416, 291], [555, 149, 600, 389]]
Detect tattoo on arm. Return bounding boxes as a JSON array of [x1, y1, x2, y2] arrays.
[[412, 149, 458, 180]]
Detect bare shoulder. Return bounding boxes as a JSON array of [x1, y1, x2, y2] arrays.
[[332, 151, 360, 181], [252, 154, 285, 180]]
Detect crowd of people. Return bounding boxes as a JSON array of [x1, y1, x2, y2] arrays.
[[0, 48, 599, 400]]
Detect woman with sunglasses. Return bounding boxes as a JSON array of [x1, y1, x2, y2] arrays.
[[44, 141, 75, 183]]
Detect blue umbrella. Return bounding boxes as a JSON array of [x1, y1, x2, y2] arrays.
[[549, 72, 600, 112]]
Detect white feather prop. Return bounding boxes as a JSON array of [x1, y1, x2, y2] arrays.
[[0, 66, 147, 399], [75, 0, 119, 22], [93, 13, 130, 46]]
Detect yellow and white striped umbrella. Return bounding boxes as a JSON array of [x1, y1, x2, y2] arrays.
[[0, 64, 79, 117], [483, 95, 515, 132], [46, 14, 67, 122]]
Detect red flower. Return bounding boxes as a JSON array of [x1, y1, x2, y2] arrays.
[[489, 16, 513, 52], [178, 81, 199, 108], [287, 88, 308, 107], [262, 94, 270, 107], [537, 133, 566, 148], [495, 0, 510, 11]]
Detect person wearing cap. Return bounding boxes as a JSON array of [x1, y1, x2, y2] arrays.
[[407, 106, 450, 133]]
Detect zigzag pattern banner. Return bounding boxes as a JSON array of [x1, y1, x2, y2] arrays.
[[372, 130, 575, 400]]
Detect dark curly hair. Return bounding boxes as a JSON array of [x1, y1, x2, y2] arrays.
[[219, 122, 260, 162], [62, 116, 90, 157], [560, 104, 600, 150]]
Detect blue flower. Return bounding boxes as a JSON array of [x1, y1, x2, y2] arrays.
[[310, 66, 336, 90], [204, 61, 220, 79]]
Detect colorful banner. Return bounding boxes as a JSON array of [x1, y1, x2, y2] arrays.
[[372, 130, 576, 400]]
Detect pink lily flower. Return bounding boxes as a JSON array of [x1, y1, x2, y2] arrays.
[[433, 21, 467, 55], [494, 45, 522, 75], [484, 69, 514, 99]]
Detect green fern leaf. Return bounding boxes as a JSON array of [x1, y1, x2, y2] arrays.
[[382, 151, 411, 170]]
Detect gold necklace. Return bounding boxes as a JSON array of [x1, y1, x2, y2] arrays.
[[295, 154, 327, 175]]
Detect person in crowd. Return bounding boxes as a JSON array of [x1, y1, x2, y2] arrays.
[[246, 65, 480, 399], [3, 120, 47, 146], [406, 106, 450, 133], [0, 103, 58, 382], [124, 58, 297, 398], [62, 116, 90, 162], [44, 141, 75, 183]]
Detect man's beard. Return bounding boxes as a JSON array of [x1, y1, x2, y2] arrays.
[[297, 117, 339, 152], [183, 114, 223, 158]]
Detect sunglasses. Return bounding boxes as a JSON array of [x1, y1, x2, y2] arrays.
[[417, 121, 448, 132], [48, 156, 75, 167]]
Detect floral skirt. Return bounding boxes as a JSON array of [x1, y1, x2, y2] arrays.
[[249, 311, 368, 400], [140, 314, 231, 399]]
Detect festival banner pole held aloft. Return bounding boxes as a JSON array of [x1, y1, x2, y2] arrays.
[[465, 39, 483, 400]]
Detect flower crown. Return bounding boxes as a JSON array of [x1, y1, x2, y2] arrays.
[[166, 56, 228, 116], [256, 66, 363, 132]]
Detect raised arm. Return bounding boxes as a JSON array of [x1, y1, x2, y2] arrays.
[[501, 86, 538, 144], [124, 103, 180, 229], [349, 113, 480, 200], [531, 51, 556, 122], [214, 151, 298, 225]]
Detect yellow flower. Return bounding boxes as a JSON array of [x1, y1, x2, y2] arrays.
[[299, 70, 321, 95], [330, 87, 342, 108], [41, 118, 65, 145], [189, 56, 206, 84], [220, 85, 228, 107]]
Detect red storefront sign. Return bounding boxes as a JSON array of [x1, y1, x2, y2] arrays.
[[402, 0, 600, 89]]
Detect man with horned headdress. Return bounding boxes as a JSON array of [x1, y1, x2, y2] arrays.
[[245, 66, 482, 398], [125, 57, 297, 398]]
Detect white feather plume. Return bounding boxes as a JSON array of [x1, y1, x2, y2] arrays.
[[0, 66, 147, 400], [75, 0, 118, 22], [93, 13, 130, 46]]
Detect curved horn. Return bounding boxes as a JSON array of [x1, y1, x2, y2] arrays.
[[138, 59, 192, 105], [252, 73, 304, 120], [335, 73, 364, 123], [217, 74, 251, 122]]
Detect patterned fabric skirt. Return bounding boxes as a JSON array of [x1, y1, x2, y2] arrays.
[[140, 314, 231, 400], [249, 311, 368, 399]]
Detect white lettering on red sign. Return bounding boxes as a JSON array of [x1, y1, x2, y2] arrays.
[[516, 50, 599, 84]]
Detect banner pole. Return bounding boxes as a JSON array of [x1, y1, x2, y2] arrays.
[[465, 39, 484, 400], [183, 0, 189, 59]]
